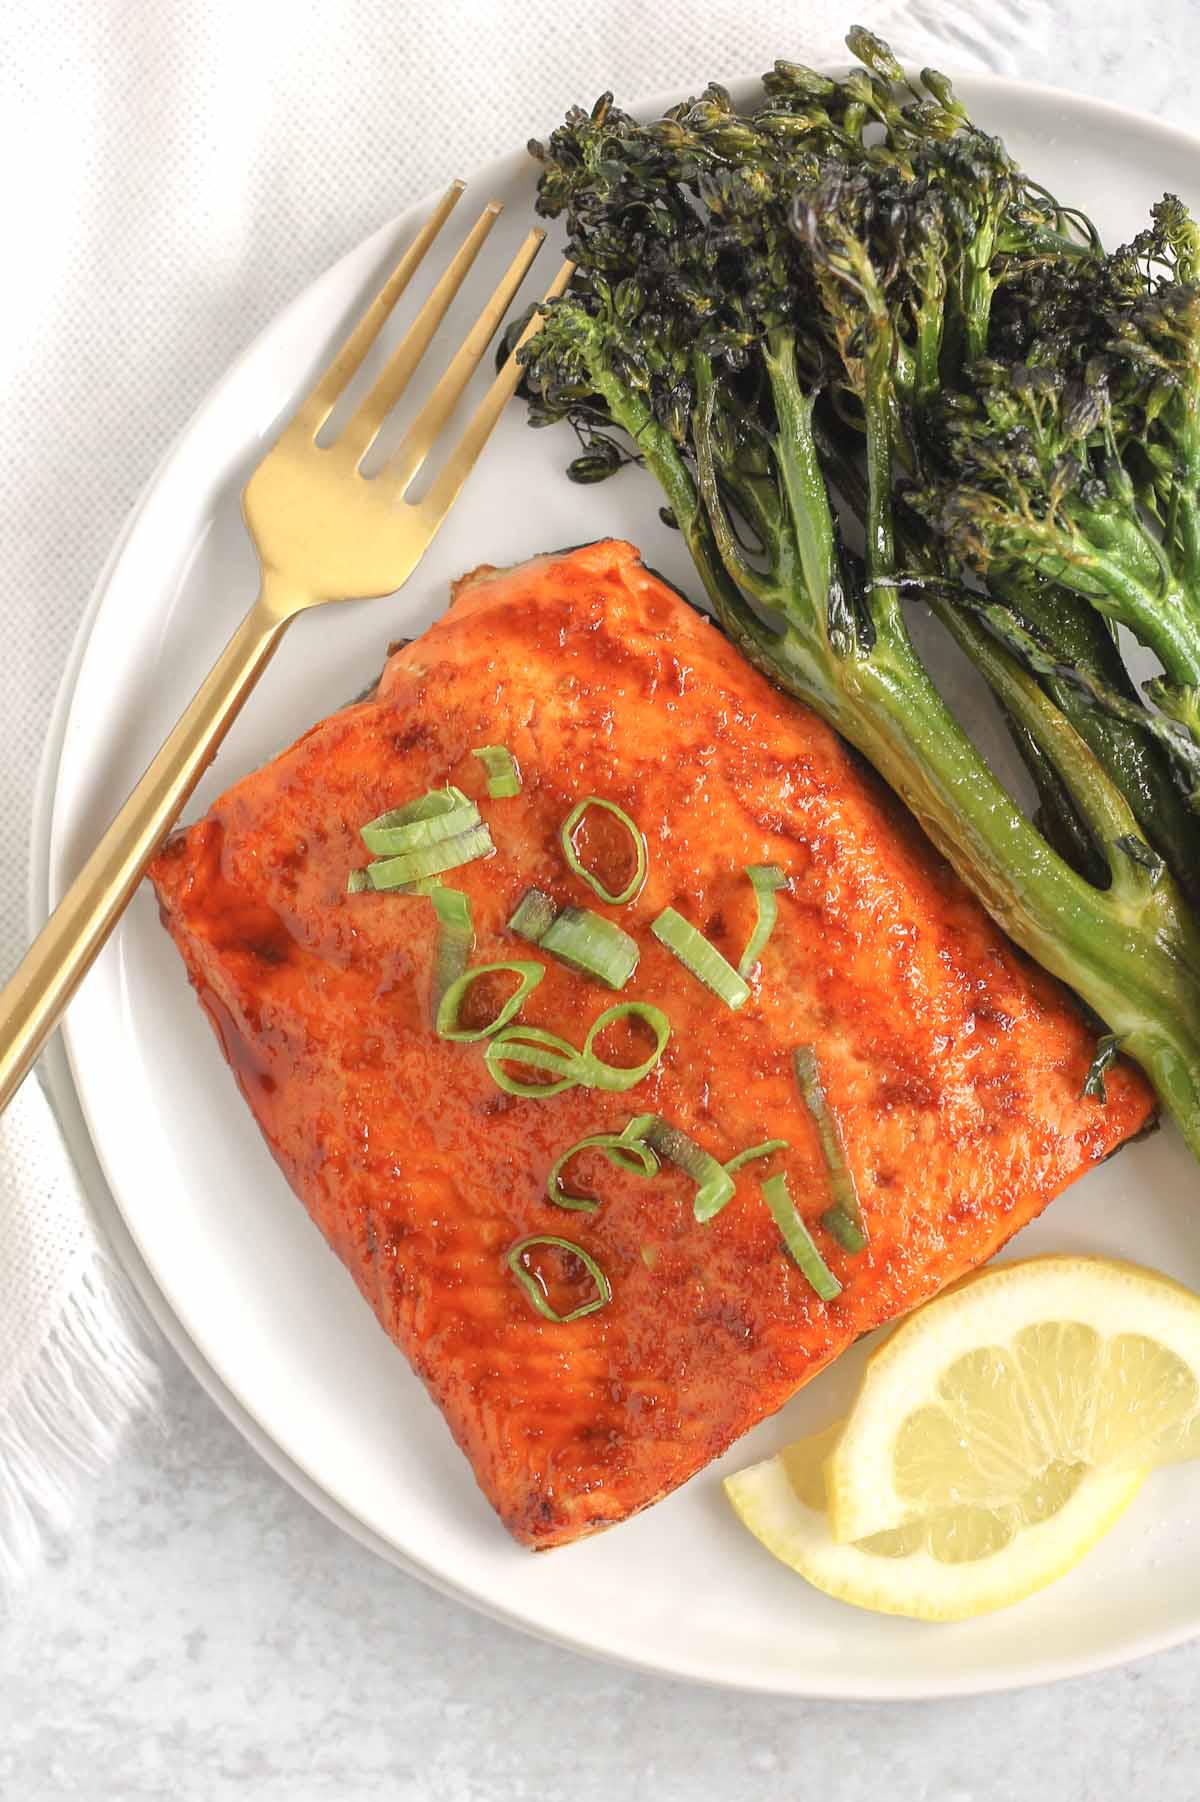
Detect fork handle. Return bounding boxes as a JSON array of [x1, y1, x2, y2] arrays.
[[0, 584, 294, 1114]]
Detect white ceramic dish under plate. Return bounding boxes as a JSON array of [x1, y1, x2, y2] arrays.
[[42, 75, 1200, 1698]]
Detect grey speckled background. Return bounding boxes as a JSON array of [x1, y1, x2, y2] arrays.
[[5, 2, 1200, 1797]]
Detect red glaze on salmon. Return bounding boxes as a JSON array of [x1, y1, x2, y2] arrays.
[[149, 540, 1154, 1547]]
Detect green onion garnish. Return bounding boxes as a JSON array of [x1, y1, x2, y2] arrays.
[[539, 907, 639, 991], [793, 1045, 865, 1243], [360, 786, 480, 854], [737, 864, 788, 978], [561, 797, 647, 906], [363, 822, 494, 890], [644, 1119, 734, 1222], [508, 892, 639, 989], [484, 1004, 670, 1099], [623, 1111, 659, 1143], [346, 868, 372, 893], [508, 887, 558, 944], [650, 906, 750, 1012], [724, 1138, 789, 1175], [429, 887, 474, 1015], [506, 1234, 611, 1323], [822, 1203, 868, 1255], [547, 1117, 660, 1212], [761, 1173, 842, 1301], [484, 1025, 583, 1097], [581, 1002, 671, 1091], [472, 745, 522, 799], [435, 960, 544, 1042]]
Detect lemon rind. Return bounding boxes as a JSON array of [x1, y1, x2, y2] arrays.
[[726, 1449, 1145, 1622]]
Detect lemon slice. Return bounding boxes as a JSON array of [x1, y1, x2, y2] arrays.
[[725, 1423, 1143, 1621], [827, 1255, 1200, 1546]]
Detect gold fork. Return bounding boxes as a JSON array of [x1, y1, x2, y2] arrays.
[[0, 182, 571, 1112]]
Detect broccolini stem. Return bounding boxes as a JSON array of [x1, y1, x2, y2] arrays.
[[931, 603, 1162, 906], [587, 361, 785, 671], [1176, 493, 1200, 598], [994, 571, 1200, 906], [768, 346, 1200, 1152], [862, 346, 897, 593], [1047, 523, 1200, 694], [960, 229, 998, 365], [912, 302, 945, 413], [760, 333, 835, 632], [1006, 719, 1111, 889], [846, 629, 1200, 1151]]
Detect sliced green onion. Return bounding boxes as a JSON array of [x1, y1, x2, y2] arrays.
[[507, 1234, 611, 1323], [793, 1045, 865, 1241], [540, 907, 639, 990], [472, 744, 522, 799], [435, 960, 544, 1042], [484, 1025, 583, 1097], [546, 1118, 660, 1213], [822, 1203, 868, 1255], [348, 863, 455, 898], [623, 1111, 659, 1143], [651, 906, 750, 1011], [485, 1005, 670, 1099], [508, 893, 639, 989], [737, 864, 788, 978], [364, 822, 494, 890], [508, 887, 557, 944], [581, 1002, 671, 1092], [369, 787, 465, 826], [646, 1117, 735, 1222], [561, 797, 647, 906], [361, 786, 480, 854], [429, 887, 474, 1015], [761, 1173, 842, 1301], [724, 1138, 788, 1176]]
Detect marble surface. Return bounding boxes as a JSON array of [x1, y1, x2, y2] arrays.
[[6, 2, 1200, 1796], [3, 1340, 1199, 1802]]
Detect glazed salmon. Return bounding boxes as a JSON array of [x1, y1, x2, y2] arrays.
[[150, 539, 1154, 1547]]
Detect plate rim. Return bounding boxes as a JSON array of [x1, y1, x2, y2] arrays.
[[37, 69, 1200, 1699]]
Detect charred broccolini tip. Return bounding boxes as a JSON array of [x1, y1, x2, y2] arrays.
[[515, 28, 1200, 1159]]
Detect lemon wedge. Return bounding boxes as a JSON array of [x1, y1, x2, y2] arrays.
[[826, 1256, 1200, 1546], [725, 1422, 1143, 1621], [726, 1255, 1200, 1620]]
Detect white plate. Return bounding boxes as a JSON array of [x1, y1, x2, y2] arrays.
[[44, 75, 1200, 1698]]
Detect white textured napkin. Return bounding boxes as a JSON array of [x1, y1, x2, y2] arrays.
[[0, 0, 1048, 1589]]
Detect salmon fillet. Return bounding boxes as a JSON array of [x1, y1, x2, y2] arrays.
[[149, 538, 1154, 1547]]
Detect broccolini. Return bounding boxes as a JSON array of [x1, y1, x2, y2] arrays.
[[517, 27, 1200, 1157]]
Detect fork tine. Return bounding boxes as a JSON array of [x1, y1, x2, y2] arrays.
[[295, 180, 465, 438], [411, 259, 575, 527], [339, 201, 506, 465], [383, 228, 548, 495]]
